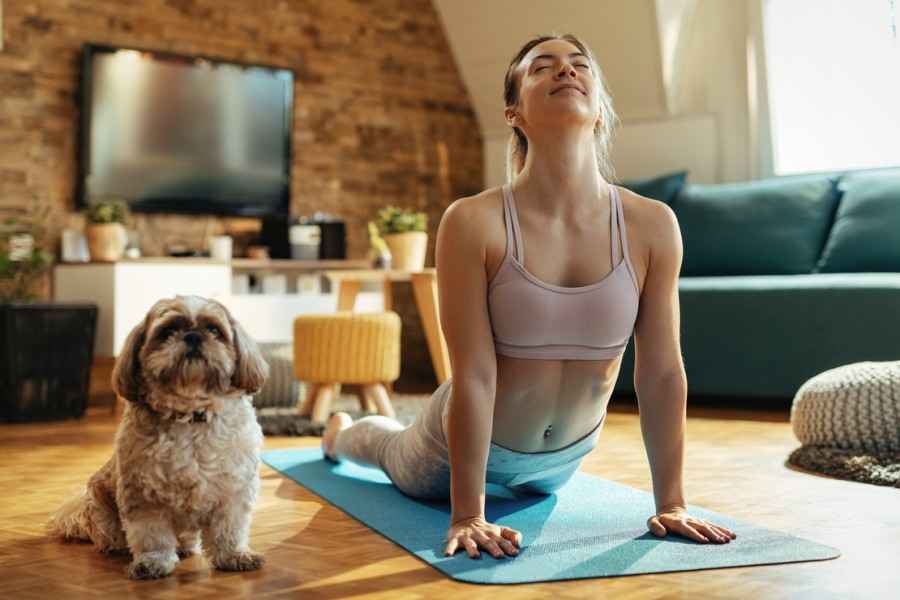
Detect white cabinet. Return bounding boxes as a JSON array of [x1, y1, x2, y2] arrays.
[[53, 260, 385, 357], [54, 261, 231, 357]]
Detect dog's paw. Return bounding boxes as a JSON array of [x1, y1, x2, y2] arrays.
[[211, 550, 265, 572], [127, 552, 178, 579]]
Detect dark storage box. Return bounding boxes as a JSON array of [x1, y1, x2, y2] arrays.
[[0, 303, 98, 422]]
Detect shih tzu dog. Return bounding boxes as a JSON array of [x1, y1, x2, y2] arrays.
[[48, 295, 269, 579]]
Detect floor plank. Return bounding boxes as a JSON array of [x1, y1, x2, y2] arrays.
[[1, 396, 896, 599]]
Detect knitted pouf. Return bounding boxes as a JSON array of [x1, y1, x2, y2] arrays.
[[254, 343, 303, 409], [788, 361, 900, 488]]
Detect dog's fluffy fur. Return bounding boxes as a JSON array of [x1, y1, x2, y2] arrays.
[[47, 295, 269, 579]]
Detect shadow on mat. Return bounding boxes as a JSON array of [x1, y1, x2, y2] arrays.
[[277, 456, 559, 556]]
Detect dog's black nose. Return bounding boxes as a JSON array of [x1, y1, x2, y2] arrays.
[[183, 331, 202, 347]]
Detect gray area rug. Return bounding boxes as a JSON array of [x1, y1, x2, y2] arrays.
[[256, 392, 427, 436], [787, 445, 900, 488]]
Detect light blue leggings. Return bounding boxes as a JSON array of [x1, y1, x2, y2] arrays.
[[331, 377, 605, 499]]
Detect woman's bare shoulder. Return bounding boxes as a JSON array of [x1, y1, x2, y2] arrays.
[[446, 186, 504, 217], [614, 184, 673, 223], [441, 186, 505, 241], [613, 185, 680, 292], [439, 187, 507, 278], [614, 184, 680, 246]]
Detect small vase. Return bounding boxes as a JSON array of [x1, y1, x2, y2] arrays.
[[383, 231, 427, 271], [85, 223, 128, 262]]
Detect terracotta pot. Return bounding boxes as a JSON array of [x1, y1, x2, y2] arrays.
[[383, 231, 427, 271], [85, 223, 128, 262]]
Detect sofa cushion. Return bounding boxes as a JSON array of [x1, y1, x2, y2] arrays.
[[673, 176, 840, 276], [815, 169, 900, 273], [620, 170, 687, 206]]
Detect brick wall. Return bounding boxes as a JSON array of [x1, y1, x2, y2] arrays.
[[0, 0, 483, 386]]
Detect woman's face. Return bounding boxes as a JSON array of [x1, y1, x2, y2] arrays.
[[508, 39, 601, 133]]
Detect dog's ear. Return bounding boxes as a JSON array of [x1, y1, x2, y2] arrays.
[[224, 308, 269, 394], [112, 315, 149, 403]]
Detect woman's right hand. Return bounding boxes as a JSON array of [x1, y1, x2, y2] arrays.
[[445, 516, 522, 559]]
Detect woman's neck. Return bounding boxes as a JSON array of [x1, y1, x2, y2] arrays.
[[514, 127, 608, 220]]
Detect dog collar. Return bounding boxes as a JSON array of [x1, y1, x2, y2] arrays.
[[165, 408, 210, 424], [189, 411, 208, 423], [137, 401, 211, 424]]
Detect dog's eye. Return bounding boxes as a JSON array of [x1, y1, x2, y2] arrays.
[[158, 327, 176, 340], [206, 325, 221, 337]]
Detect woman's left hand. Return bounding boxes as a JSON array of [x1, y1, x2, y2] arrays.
[[647, 506, 737, 544]]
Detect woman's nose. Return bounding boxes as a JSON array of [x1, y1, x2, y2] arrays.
[[556, 63, 577, 79]]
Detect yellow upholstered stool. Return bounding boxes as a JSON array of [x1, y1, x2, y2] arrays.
[[293, 311, 401, 424]]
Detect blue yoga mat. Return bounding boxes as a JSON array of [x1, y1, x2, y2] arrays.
[[262, 448, 840, 584]]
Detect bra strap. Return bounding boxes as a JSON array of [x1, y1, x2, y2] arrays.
[[503, 183, 525, 262], [613, 186, 631, 264], [609, 185, 621, 265]]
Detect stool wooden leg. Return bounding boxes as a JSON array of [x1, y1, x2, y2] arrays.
[[356, 388, 376, 413], [298, 383, 320, 417], [361, 384, 376, 415], [363, 382, 396, 419], [311, 384, 335, 424]]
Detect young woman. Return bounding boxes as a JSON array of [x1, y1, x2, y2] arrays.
[[322, 33, 737, 559]]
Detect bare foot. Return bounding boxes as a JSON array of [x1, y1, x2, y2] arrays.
[[322, 412, 353, 461]]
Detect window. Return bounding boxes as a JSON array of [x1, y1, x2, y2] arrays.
[[763, 0, 900, 174]]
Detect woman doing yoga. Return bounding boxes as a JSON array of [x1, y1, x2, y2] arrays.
[[322, 33, 737, 559]]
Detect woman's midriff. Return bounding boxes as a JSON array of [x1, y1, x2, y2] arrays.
[[490, 353, 622, 453]]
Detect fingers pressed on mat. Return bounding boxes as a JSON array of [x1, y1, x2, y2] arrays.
[[682, 524, 708, 542], [500, 527, 522, 546], [483, 541, 503, 558]]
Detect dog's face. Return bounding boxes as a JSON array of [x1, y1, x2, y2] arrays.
[[112, 296, 269, 412]]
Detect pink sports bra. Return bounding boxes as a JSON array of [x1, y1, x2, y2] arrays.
[[487, 183, 641, 360]]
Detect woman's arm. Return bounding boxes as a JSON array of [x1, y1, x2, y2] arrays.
[[633, 201, 736, 544], [435, 194, 521, 558], [436, 196, 496, 521], [632, 201, 687, 511]]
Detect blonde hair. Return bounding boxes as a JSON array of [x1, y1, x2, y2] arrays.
[[503, 34, 620, 183]]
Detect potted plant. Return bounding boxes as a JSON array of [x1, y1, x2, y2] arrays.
[[1, 208, 98, 422], [0, 216, 53, 302], [85, 198, 129, 262], [374, 206, 428, 271]]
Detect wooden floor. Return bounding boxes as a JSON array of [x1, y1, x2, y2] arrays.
[[1, 396, 897, 599]]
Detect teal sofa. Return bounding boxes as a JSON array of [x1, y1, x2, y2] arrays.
[[614, 167, 900, 399]]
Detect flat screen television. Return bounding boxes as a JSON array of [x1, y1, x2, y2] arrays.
[[77, 43, 294, 216]]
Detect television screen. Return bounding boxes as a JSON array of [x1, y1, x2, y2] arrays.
[[77, 44, 293, 216]]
